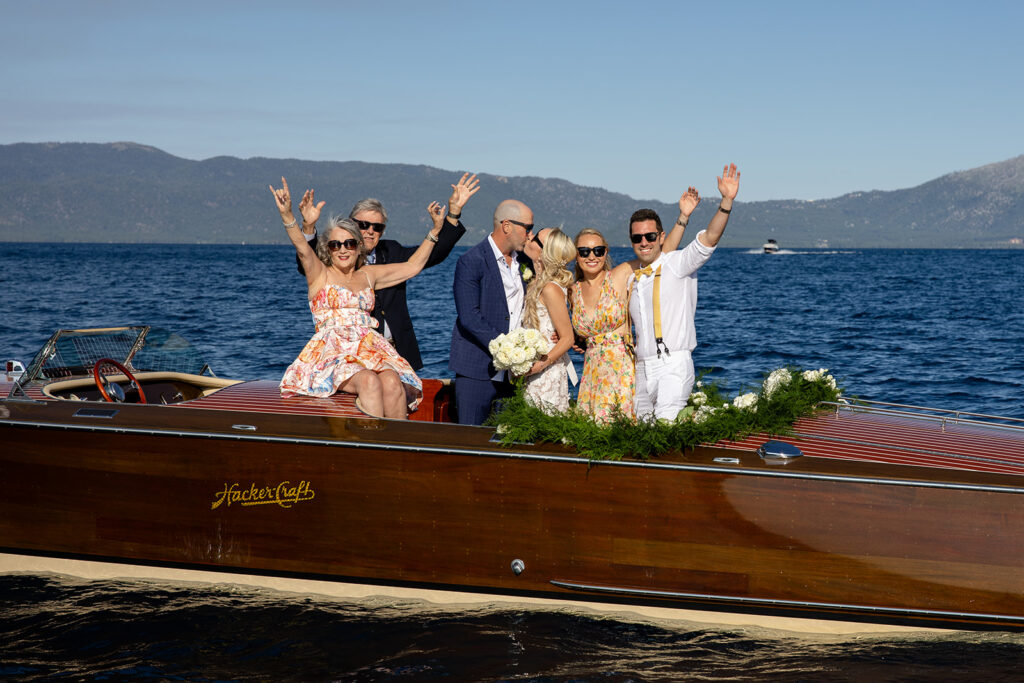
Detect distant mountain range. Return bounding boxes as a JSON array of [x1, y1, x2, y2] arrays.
[[1, 142, 1022, 248]]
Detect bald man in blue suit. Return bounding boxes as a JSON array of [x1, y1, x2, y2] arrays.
[[449, 199, 536, 425]]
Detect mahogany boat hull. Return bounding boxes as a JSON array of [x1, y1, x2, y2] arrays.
[[2, 396, 1023, 631]]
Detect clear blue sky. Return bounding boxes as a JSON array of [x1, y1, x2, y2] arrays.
[[2, 0, 1022, 203]]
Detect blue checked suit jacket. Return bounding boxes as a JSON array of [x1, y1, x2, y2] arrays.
[[449, 237, 532, 380]]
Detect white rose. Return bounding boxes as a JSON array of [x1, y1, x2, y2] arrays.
[[733, 392, 758, 411], [762, 368, 792, 398], [690, 391, 707, 406], [693, 405, 717, 424]]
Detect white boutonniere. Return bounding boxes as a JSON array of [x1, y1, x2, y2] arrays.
[[520, 264, 533, 281]]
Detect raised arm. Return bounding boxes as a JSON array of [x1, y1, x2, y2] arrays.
[[663, 186, 700, 252], [294, 187, 325, 274], [299, 187, 324, 236], [270, 177, 325, 287], [445, 173, 480, 226], [698, 163, 740, 248], [391, 172, 479, 265], [364, 201, 445, 289], [527, 283, 574, 375]]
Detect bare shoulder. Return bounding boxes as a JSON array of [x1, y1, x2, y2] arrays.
[[610, 262, 635, 288], [542, 281, 568, 299]]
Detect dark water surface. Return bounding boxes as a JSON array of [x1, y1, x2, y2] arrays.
[[2, 243, 1024, 680]]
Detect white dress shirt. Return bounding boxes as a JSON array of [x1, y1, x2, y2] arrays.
[[487, 235, 525, 332], [628, 231, 716, 361], [363, 249, 392, 340], [487, 235, 525, 381]]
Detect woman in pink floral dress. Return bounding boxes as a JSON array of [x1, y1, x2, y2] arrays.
[[570, 229, 636, 423], [270, 177, 449, 419]]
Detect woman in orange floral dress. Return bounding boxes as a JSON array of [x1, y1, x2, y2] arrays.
[[569, 229, 635, 423], [270, 177, 447, 419]]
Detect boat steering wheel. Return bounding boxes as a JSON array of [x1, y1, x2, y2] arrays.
[[93, 358, 148, 404]]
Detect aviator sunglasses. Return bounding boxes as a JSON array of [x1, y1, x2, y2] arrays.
[[327, 238, 360, 252], [630, 231, 661, 244], [355, 219, 386, 234], [577, 246, 607, 258]]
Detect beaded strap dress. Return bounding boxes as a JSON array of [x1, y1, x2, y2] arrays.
[[523, 284, 573, 414], [280, 283, 422, 411]]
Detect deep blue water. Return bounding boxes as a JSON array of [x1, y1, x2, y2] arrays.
[[2, 243, 1021, 416], [2, 243, 1024, 680]]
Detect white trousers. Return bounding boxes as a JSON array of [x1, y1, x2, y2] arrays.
[[634, 350, 695, 421]]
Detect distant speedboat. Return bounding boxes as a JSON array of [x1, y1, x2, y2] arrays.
[[762, 238, 780, 254]]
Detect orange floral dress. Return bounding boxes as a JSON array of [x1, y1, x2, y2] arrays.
[[280, 284, 422, 411], [571, 276, 635, 423]]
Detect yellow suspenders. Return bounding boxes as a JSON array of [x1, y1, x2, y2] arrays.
[[634, 265, 669, 358]]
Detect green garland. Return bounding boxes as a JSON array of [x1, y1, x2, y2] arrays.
[[487, 367, 842, 461]]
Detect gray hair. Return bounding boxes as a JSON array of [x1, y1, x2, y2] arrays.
[[348, 198, 388, 224], [316, 216, 366, 269]]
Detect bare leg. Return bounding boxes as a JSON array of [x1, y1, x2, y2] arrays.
[[339, 369, 385, 417], [378, 369, 408, 419]]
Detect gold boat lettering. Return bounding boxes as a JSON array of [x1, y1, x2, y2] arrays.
[[211, 480, 315, 510]]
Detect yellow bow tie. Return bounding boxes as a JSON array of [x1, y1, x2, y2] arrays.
[[635, 265, 655, 279]]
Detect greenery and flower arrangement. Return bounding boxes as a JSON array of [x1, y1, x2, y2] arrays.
[[489, 328, 552, 378], [487, 366, 841, 461]]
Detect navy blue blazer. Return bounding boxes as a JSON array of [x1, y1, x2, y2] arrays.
[[448, 237, 532, 380]]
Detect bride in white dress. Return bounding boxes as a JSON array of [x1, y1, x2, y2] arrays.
[[522, 228, 577, 413]]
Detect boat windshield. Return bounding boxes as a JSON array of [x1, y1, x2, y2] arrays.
[[22, 326, 212, 382]]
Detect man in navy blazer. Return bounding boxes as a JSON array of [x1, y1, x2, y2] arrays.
[[449, 199, 535, 425]]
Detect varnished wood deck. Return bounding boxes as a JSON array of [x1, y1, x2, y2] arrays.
[[4, 375, 1023, 477], [719, 408, 1024, 477]]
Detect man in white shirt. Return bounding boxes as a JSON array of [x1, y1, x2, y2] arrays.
[[615, 163, 740, 420]]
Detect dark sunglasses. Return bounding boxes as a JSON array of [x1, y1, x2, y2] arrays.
[[506, 219, 535, 232], [630, 231, 661, 244], [355, 219, 386, 234], [577, 246, 607, 258], [327, 238, 360, 252], [532, 233, 545, 249]]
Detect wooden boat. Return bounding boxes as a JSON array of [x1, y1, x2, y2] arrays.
[[3, 325, 1024, 633]]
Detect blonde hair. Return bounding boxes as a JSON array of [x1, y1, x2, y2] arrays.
[[524, 228, 576, 331], [573, 228, 613, 281]]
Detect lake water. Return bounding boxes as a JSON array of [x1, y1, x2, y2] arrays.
[[2, 243, 1023, 680]]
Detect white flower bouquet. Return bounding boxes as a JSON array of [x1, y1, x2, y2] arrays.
[[488, 327, 552, 378], [762, 368, 792, 398]]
